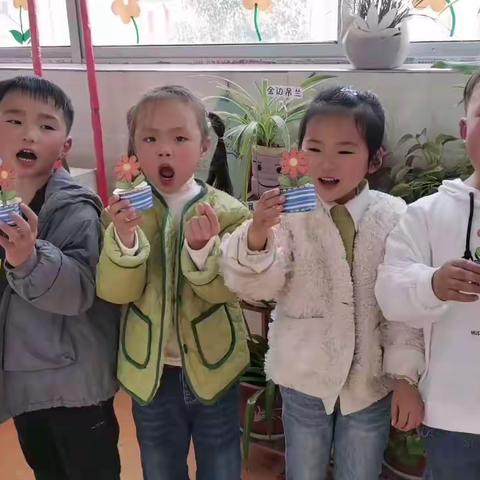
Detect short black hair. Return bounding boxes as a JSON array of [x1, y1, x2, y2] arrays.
[[463, 70, 480, 113], [0, 76, 74, 134], [298, 86, 385, 163]]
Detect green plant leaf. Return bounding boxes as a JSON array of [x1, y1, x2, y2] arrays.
[[264, 380, 277, 438], [270, 115, 290, 150], [405, 155, 419, 167], [395, 166, 412, 183], [390, 183, 412, 198], [435, 133, 459, 145], [243, 387, 265, 466], [433, 61, 480, 75], [397, 133, 414, 146], [22, 29, 31, 43], [238, 122, 260, 159], [423, 141, 442, 163], [300, 74, 335, 92], [10, 30, 25, 44], [406, 144, 423, 156]]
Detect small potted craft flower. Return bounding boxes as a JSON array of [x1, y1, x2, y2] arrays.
[[0, 161, 20, 225], [113, 155, 153, 212], [279, 150, 317, 213]]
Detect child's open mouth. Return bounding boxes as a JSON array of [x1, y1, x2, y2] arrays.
[[319, 177, 340, 186], [159, 165, 175, 184], [16, 149, 37, 165]]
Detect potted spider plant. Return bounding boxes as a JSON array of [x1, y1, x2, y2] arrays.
[[240, 333, 283, 465], [204, 74, 333, 201]]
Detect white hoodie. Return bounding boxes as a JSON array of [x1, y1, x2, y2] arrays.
[[376, 179, 480, 434]]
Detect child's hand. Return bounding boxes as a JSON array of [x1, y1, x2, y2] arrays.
[[0, 204, 38, 268], [108, 195, 141, 249], [391, 379, 424, 432], [247, 189, 284, 251], [432, 259, 480, 302], [185, 202, 220, 251]]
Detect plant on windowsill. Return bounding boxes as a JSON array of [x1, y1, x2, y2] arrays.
[[342, 0, 464, 69], [204, 74, 333, 201]]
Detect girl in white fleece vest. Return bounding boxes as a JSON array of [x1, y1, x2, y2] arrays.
[[222, 86, 423, 480]]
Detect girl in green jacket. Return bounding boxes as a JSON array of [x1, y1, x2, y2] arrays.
[[96, 85, 250, 480]]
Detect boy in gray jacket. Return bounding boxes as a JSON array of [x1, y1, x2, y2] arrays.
[[0, 76, 120, 480]]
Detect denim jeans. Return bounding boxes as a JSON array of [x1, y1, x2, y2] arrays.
[[280, 387, 391, 480], [132, 366, 241, 480], [420, 425, 480, 480]]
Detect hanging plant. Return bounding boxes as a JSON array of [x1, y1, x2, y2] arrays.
[[111, 0, 141, 44], [242, 0, 271, 42], [11, 0, 31, 45]]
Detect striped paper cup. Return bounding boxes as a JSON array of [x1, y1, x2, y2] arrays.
[[117, 185, 153, 212], [0, 202, 21, 226], [281, 184, 317, 213]]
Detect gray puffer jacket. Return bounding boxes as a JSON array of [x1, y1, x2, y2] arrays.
[[0, 169, 119, 422]]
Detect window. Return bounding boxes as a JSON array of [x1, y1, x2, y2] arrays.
[[0, 0, 478, 63], [409, 1, 480, 41], [88, 0, 339, 46], [0, 0, 70, 47]]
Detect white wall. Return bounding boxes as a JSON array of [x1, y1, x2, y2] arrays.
[[0, 65, 468, 196]]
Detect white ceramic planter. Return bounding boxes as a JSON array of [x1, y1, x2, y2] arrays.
[[343, 23, 410, 69]]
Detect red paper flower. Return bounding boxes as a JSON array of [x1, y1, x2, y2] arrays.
[[0, 165, 16, 191], [114, 155, 141, 183], [281, 150, 309, 179]]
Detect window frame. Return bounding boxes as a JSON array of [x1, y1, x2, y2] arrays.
[[0, 0, 478, 65]]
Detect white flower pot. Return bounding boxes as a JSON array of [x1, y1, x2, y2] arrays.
[[343, 23, 410, 70]]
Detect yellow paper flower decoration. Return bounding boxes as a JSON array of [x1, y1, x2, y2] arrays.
[[13, 0, 28, 10], [415, 0, 448, 12], [243, 0, 271, 12], [111, 0, 140, 24]]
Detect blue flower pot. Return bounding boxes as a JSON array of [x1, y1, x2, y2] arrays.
[[118, 185, 153, 212], [281, 184, 317, 213], [0, 202, 21, 226]]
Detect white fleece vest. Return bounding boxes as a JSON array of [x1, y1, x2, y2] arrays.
[[264, 191, 406, 414]]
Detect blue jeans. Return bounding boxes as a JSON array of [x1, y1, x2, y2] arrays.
[[280, 387, 391, 480], [132, 366, 241, 480], [420, 426, 480, 480]]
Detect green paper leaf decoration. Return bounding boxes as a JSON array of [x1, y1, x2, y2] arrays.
[[296, 176, 311, 187], [132, 173, 146, 188], [4, 191, 17, 202], [116, 180, 133, 190], [10, 30, 25, 44], [278, 175, 293, 187]]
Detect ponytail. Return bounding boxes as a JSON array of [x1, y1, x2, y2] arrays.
[[206, 112, 233, 195]]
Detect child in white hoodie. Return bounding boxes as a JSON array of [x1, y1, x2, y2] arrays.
[[376, 70, 480, 480]]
